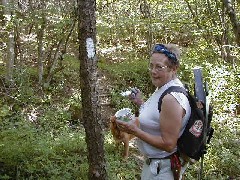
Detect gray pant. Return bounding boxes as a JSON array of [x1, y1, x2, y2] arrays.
[[141, 158, 188, 180]]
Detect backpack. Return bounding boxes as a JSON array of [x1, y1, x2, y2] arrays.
[[158, 86, 214, 161]]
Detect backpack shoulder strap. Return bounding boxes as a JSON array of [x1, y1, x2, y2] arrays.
[[158, 86, 188, 112]]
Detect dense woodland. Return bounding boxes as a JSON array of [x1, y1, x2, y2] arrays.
[[0, 0, 239, 179]]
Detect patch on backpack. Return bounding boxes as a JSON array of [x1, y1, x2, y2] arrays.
[[189, 120, 203, 137]]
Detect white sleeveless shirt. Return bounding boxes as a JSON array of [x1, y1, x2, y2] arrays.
[[137, 78, 191, 158]]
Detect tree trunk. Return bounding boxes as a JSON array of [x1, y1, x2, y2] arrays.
[[2, 0, 15, 83], [0, 0, 4, 26], [223, 0, 240, 46], [37, 18, 45, 85], [45, 20, 76, 86], [77, 0, 108, 179], [36, 1, 46, 85]]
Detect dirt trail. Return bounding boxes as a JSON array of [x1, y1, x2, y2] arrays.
[[98, 71, 145, 169], [97, 70, 116, 129]]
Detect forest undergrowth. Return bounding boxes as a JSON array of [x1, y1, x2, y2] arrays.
[[0, 54, 239, 179]]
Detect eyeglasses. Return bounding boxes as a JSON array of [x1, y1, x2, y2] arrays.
[[152, 44, 178, 63], [148, 64, 169, 72]]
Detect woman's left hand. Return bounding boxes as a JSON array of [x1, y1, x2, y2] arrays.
[[115, 119, 139, 135]]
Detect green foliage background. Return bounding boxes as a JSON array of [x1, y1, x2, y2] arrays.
[[0, 0, 239, 179]]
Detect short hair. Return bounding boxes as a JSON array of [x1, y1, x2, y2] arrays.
[[152, 43, 181, 67]]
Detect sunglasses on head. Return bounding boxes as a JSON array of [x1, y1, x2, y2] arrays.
[[152, 44, 178, 63]]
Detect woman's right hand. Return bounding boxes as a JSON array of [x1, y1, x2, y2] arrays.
[[129, 88, 144, 107]]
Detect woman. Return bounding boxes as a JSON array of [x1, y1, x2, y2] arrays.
[[116, 44, 191, 180]]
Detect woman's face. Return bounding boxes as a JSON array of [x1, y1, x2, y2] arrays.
[[149, 53, 176, 87]]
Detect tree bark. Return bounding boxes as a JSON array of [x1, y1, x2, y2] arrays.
[[77, 0, 108, 179], [37, 16, 46, 85], [223, 0, 240, 46], [2, 0, 15, 83]]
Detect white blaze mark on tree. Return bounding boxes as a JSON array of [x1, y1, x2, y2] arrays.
[[86, 38, 95, 59]]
